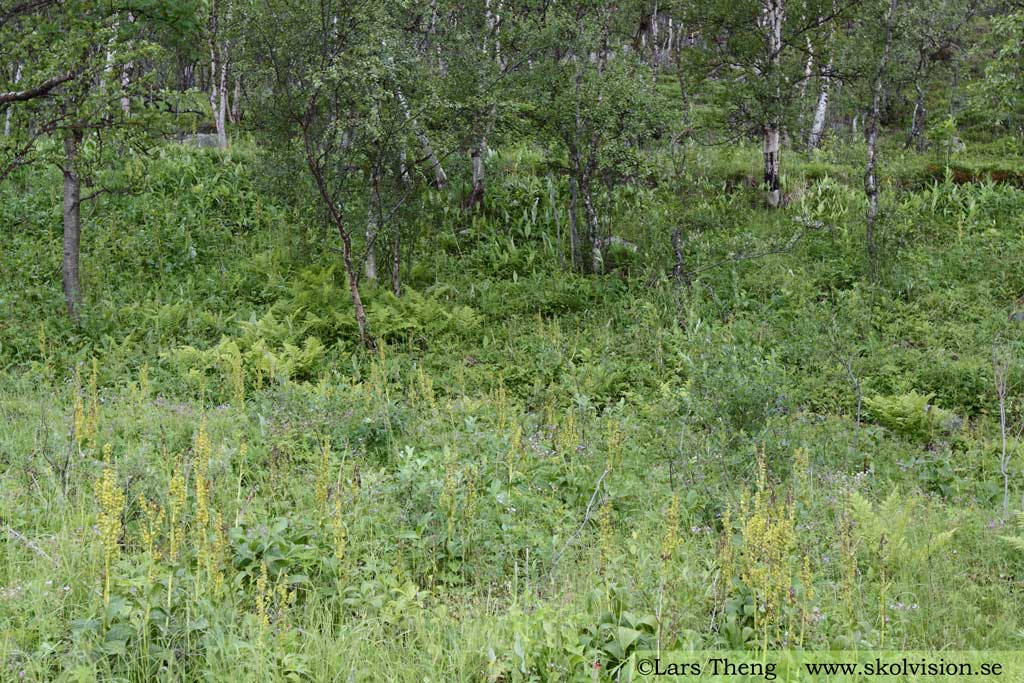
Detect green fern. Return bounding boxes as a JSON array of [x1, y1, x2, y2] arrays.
[[1001, 512, 1024, 554], [864, 391, 953, 441], [849, 488, 957, 571]]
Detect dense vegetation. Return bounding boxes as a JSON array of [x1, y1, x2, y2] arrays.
[[3, 1, 1024, 681]]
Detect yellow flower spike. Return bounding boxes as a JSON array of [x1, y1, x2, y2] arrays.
[[597, 499, 614, 573], [315, 440, 331, 516], [193, 420, 212, 542], [255, 561, 270, 631], [138, 495, 164, 585], [605, 420, 624, 470], [737, 458, 798, 647], [507, 424, 524, 485], [228, 344, 245, 405], [73, 367, 84, 448], [137, 363, 150, 404], [168, 464, 187, 563], [660, 494, 681, 563], [557, 410, 579, 460], [440, 446, 459, 539], [719, 505, 735, 598], [94, 449, 124, 605], [416, 365, 435, 408], [85, 357, 100, 449], [495, 384, 508, 432], [801, 554, 814, 602], [331, 497, 347, 564], [209, 512, 227, 596]]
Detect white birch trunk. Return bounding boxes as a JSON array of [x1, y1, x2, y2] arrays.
[[230, 76, 242, 124], [208, 0, 230, 148], [800, 35, 813, 100], [396, 88, 447, 188], [865, 0, 899, 271], [120, 63, 132, 114], [4, 63, 20, 136], [119, 12, 135, 114], [807, 56, 832, 151], [762, 0, 785, 208], [651, 0, 660, 70]]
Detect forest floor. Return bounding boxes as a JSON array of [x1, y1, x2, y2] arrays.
[[2, 137, 1024, 681]]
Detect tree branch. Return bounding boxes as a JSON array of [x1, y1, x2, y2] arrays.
[[0, 71, 76, 104]]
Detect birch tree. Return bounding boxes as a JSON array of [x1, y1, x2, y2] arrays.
[[899, 0, 976, 150], [864, 0, 899, 273], [528, 1, 666, 272], [248, 0, 432, 345], [807, 2, 840, 151], [207, 0, 232, 147], [1, 0, 197, 321], [683, 0, 851, 206]]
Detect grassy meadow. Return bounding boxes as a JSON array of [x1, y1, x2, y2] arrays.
[[2, 134, 1024, 681]]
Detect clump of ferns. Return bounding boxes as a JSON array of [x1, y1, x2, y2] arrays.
[[845, 488, 957, 648]]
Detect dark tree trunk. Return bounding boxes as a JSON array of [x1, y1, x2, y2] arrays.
[[391, 227, 401, 297], [339, 226, 371, 346], [763, 121, 782, 207], [466, 147, 485, 212], [302, 124, 373, 348], [568, 145, 582, 272]]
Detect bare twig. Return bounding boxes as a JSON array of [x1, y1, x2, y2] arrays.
[[690, 216, 826, 279], [549, 467, 609, 581], [994, 341, 1013, 517], [4, 525, 57, 566]]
